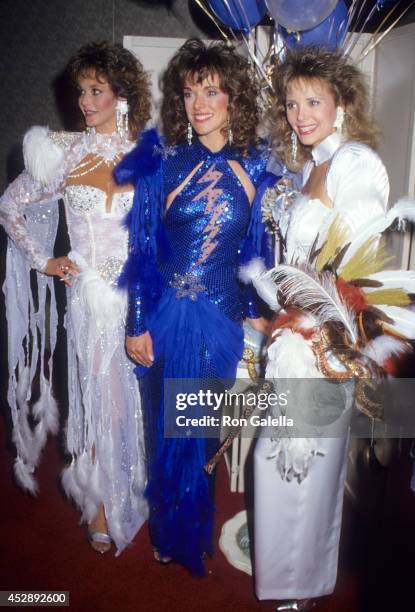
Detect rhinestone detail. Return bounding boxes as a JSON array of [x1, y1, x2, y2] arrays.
[[170, 272, 206, 301]]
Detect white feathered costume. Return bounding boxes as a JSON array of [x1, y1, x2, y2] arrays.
[[0, 127, 147, 554]]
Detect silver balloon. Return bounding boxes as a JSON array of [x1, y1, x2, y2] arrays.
[[265, 0, 338, 32]]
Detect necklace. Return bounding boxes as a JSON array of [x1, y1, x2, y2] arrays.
[[67, 152, 122, 179]]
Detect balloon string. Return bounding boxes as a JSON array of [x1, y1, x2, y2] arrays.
[[343, 0, 362, 50], [358, 0, 415, 62], [345, 2, 378, 57], [355, 0, 406, 61], [192, 0, 230, 41]]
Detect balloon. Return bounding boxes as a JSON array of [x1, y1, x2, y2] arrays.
[[266, 0, 338, 32], [207, 0, 267, 32], [278, 0, 349, 50]]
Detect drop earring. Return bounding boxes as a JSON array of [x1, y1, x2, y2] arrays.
[[228, 121, 233, 146], [333, 106, 345, 132], [187, 122, 193, 146], [291, 131, 298, 163], [116, 99, 129, 138]]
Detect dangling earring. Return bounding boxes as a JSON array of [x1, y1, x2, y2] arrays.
[[227, 119, 233, 146], [333, 106, 345, 132], [187, 122, 193, 146], [116, 99, 129, 138], [291, 131, 298, 163]]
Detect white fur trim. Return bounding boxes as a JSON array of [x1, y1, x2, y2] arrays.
[[239, 257, 266, 284], [23, 126, 64, 186]]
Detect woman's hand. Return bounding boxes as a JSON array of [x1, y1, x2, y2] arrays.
[[245, 316, 271, 336], [44, 256, 80, 287], [126, 332, 154, 367]]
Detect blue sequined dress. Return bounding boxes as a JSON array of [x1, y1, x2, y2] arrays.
[[115, 130, 267, 574]]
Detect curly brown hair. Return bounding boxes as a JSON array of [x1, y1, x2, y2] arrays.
[[269, 47, 381, 171], [67, 41, 151, 139], [160, 39, 260, 153]]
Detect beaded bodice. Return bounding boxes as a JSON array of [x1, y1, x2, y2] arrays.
[[64, 184, 132, 282], [0, 128, 134, 275]]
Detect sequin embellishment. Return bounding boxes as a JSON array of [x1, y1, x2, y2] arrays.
[[98, 256, 124, 286], [193, 164, 227, 265], [66, 185, 101, 214], [170, 272, 206, 301], [49, 131, 79, 148]]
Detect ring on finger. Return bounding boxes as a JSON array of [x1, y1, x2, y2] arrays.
[[59, 272, 71, 282], [59, 264, 70, 272]]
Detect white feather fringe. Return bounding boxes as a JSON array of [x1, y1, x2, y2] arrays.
[[13, 457, 38, 495], [364, 270, 415, 294], [23, 126, 64, 186], [266, 329, 321, 379], [267, 438, 323, 482], [339, 196, 415, 269], [12, 374, 60, 492], [265, 330, 325, 481], [239, 257, 281, 312], [61, 453, 103, 524], [32, 377, 59, 435], [361, 334, 410, 366], [68, 251, 127, 325], [375, 305, 415, 339], [387, 196, 415, 230], [61, 460, 84, 507]]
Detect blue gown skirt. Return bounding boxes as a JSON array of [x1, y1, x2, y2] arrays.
[[136, 287, 244, 575]]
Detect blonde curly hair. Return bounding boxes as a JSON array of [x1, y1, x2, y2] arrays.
[[268, 47, 381, 171]]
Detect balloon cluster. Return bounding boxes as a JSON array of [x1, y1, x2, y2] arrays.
[[206, 0, 349, 49]]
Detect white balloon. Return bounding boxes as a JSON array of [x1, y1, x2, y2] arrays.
[[265, 0, 338, 32]]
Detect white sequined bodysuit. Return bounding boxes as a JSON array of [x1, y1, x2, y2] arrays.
[[0, 128, 147, 554]]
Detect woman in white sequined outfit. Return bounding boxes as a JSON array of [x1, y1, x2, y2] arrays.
[[0, 42, 151, 554]]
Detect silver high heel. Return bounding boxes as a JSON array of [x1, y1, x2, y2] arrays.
[[88, 531, 112, 554], [276, 600, 316, 611]]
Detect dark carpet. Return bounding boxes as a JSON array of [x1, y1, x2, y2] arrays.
[[1, 412, 414, 612]]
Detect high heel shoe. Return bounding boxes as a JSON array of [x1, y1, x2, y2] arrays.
[[153, 547, 172, 564], [276, 600, 316, 611], [88, 531, 112, 554]]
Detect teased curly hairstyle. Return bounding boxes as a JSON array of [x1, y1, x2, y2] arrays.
[[161, 38, 260, 153], [67, 41, 151, 139], [269, 47, 381, 171]]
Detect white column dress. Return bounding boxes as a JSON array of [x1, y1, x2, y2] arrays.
[[254, 136, 389, 599]]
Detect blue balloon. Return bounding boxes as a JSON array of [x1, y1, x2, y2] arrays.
[[278, 0, 349, 50], [207, 0, 267, 32]]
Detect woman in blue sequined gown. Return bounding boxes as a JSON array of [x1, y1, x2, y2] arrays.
[[116, 40, 270, 574]]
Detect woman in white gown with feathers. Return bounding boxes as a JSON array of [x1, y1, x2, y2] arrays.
[[248, 48, 415, 610], [0, 42, 151, 554]]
